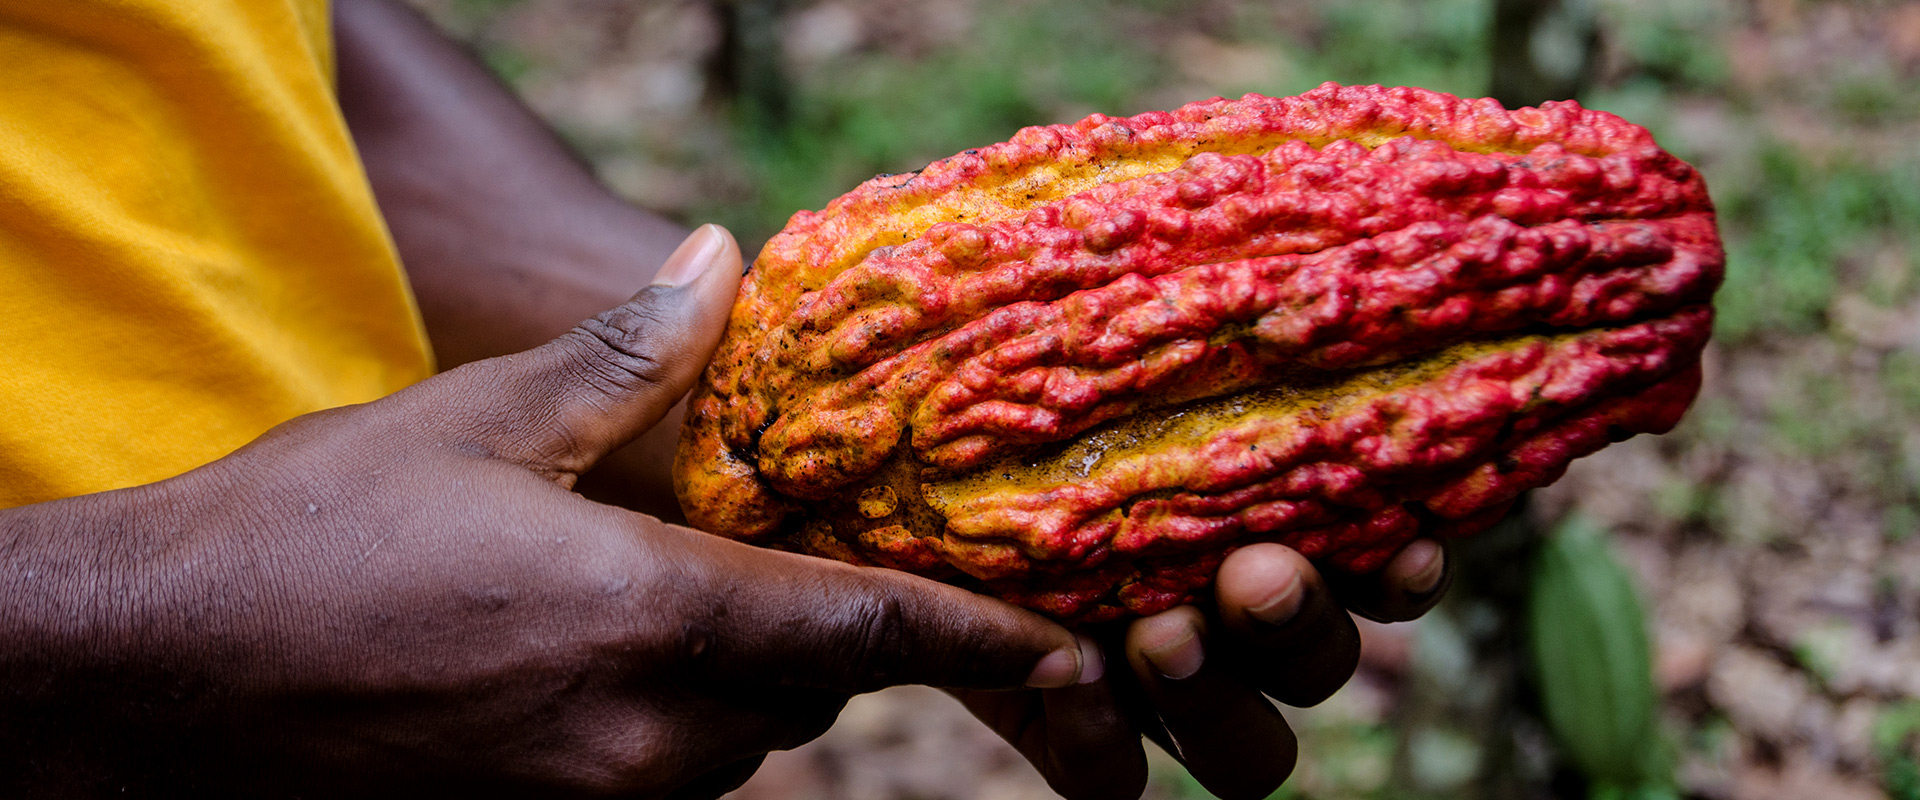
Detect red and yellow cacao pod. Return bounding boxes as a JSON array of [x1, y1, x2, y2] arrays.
[[675, 83, 1721, 622]]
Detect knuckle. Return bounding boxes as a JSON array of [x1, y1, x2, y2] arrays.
[[566, 293, 685, 394], [679, 618, 720, 672], [836, 580, 913, 690]]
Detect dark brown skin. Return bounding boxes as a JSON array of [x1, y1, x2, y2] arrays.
[[333, 0, 695, 522], [0, 227, 1085, 796], [0, 2, 1452, 797], [959, 538, 1452, 800]]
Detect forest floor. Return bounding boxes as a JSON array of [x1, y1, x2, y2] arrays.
[[408, 0, 1920, 797]]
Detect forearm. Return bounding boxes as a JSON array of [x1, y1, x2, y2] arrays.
[[0, 487, 200, 792], [333, 0, 691, 370], [2, 490, 142, 700]]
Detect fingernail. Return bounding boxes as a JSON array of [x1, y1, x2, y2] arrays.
[[1398, 539, 1446, 595], [1074, 633, 1105, 685], [651, 224, 729, 287], [1247, 567, 1305, 626], [1141, 624, 1204, 681], [1026, 645, 1080, 689]]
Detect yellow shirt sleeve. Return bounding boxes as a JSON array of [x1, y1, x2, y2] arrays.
[[0, 0, 435, 508]]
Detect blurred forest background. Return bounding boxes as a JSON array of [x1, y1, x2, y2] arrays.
[[403, 0, 1920, 797]]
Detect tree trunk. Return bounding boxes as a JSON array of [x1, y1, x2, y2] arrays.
[[1490, 0, 1599, 108]]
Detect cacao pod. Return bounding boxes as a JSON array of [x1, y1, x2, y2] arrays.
[[675, 83, 1721, 622]]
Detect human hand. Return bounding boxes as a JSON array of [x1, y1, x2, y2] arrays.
[[0, 225, 1091, 798], [954, 539, 1450, 800]]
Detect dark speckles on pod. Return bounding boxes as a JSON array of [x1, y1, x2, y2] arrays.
[[677, 83, 1722, 622], [1091, 122, 1136, 147]]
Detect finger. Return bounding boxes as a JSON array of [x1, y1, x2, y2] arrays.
[[675, 529, 1091, 694], [951, 673, 1149, 800], [1213, 543, 1362, 707], [1125, 607, 1298, 800], [682, 686, 848, 756], [664, 755, 765, 800], [636, 686, 842, 793], [1323, 538, 1451, 623], [416, 223, 742, 479], [1036, 681, 1150, 800], [572, 394, 690, 522]]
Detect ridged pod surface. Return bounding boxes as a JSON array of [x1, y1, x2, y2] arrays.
[[675, 83, 1721, 622]]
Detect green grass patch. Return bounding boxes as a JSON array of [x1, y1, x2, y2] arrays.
[[708, 0, 1499, 244], [1884, 352, 1920, 415], [1764, 370, 1860, 457], [1596, 0, 1731, 92], [708, 0, 1168, 245], [1886, 505, 1918, 544], [1712, 148, 1920, 341], [1878, 701, 1920, 800], [1305, 0, 1489, 97]]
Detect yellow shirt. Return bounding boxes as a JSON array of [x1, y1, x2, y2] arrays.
[[0, 0, 434, 507]]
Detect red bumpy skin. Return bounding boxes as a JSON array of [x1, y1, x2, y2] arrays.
[[674, 83, 1722, 622]]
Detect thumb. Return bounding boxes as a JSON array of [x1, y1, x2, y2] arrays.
[[421, 224, 741, 481]]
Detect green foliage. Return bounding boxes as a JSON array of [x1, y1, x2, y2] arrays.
[[1306, 0, 1489, 97], [710, 0, 1499, 245], [1595, 0, 1729, 91], [710, 0, 1165, 246], [1791, 621, 1855, 690], [1831, 71, 1918, 125], [711, 0, 1920, 347], [479, 45, 534, 85], [1892, 758, 1920, 800], [447, 0, 519, 16], [1887, 505, 1918, 544], [429, 0, 527, 41], [1712, 147, 1920, 340], [1528, 516, 1670, 791], [1591, 784, 1681, 800], [1885, 352, 1920, 415], [1651, 475, 1716, 526], [1765, 370, 1858, 457], [1878, 701, 1920, 800]]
